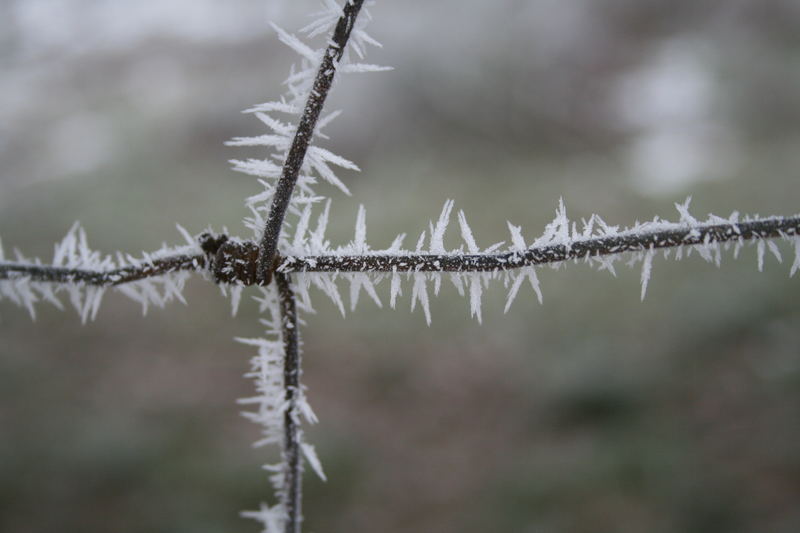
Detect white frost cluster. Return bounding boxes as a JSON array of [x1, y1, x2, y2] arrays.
[[280, 197, 800, 325], [237, 287, 324, 532], [227, 0, 388, 243], [0, 223, 203, 322]]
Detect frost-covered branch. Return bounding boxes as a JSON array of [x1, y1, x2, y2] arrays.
[[256, 0, 366, 286], [0, 224, 212, 320], [238, 276, 323, 533], [225, 3, 382, 529], [203, 201, 799, 325], [0, 254, 205, 286], [281, 215, 800, 274], [205, 212, 800, 281]]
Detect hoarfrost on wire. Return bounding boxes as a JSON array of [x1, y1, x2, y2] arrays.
[[226, 0, 388, 246], [0, 223, 203, 321], [235, 286, 322, 528], [227, 2, 385, 530], [0, 2, 798, 532], [278, 196, 800, 325]]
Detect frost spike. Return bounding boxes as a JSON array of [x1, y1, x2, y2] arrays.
[[309, 199, 332, 253], [301, 442, 327, 482], [504, 266, 542, 312], [675, 196, 698, 226], [175, 224, 196, 247], [230, 285, 244, 316], [292, 204, 314, 250], [349, 272, 382, 311], [450, 273, 466, 297], [415, 230, 427, 252], [353, 204, 367, 252], [430, 199, 454, 254], [269, 22, 318, 62], [791, 236, 800, 277], [389, 270, 401, 308], [340, 63, 394, 74], [457, 210, 479, 253], [387, 233, 406, 254], [469, 273, 483, 324], [411, 273, 431, 325], [640, 248, 655, 301], [767, 240, 782, 263], [507, 222, 526, 250]]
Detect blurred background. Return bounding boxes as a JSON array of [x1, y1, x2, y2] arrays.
[[2, 1, 800, 532]]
